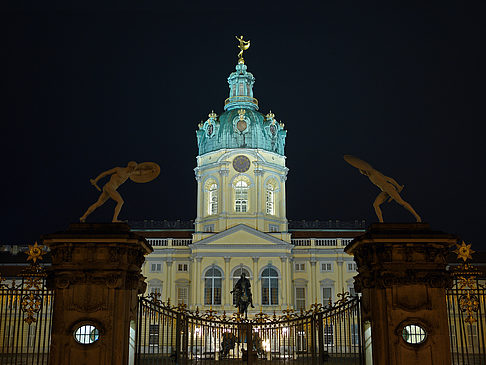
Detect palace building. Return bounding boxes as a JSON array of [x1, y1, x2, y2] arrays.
[[131, 53, 367, 314]]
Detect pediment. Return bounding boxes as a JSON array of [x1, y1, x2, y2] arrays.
[[192, 224, 290, 248]]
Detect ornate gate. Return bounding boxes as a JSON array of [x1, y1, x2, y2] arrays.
[[136, 293, 363, 364], [0, 244, 53, 365], [447, 242, 486, 365]]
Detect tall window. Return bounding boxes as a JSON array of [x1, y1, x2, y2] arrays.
[[149, 324, 159, 347], [235, 180, 248, 212], [324, 325, 334, 345], [204, 267, 222, 305], [208, 183, 218, 215], [295, 287, 306, 311], [261, 267, 278, 305], [232, 266, 251, 305], [322, 287, 332, 306], [266, 184, 275, 215], [351, 324, 360, 346], [177, 287, 189, 305]]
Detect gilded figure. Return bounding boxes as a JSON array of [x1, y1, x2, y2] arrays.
[[235, 35, 250, 64]]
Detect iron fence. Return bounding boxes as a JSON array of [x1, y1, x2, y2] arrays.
[[136, 294, 363, 364], [447, 262, 486, 365], [0, 243, 53, 365]]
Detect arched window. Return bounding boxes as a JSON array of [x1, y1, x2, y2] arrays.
[[266, 184, 275, 215], [204, 267, 222, 305], [232, 266, 251, 305], [261, 267, 279, 305], [235, 180, 248, 212], [208, 183, 218, 215]]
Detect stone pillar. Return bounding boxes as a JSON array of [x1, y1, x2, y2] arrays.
[[345, 223, 456, 365], [43, 223, 152, 365]]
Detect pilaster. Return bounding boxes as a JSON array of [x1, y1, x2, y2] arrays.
[[224, 256, 231, 309], [252, 257, 259, 306]]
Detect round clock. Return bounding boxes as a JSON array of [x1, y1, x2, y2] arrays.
[[233, 155, 251, 173]]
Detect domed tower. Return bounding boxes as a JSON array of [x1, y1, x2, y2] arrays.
[[194, 41, 288, 242]]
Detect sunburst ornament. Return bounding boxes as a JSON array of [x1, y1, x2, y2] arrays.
[[25, 242, 46, 264], [454, 241, 475, 262]]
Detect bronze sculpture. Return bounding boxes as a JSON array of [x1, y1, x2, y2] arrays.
[[344, 155, 421, 222], [231, 272, 254, 319], [80, 161, 160, 223]]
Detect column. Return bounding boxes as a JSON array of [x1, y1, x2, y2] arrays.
[[280, 257, 287, 307], [252, 257, 259, 307], [224, 256, 231, 310], [286, 257, 292, 309], [190, 257, 195, 309], [195, 175, 202, 230], [166, 259, 173, 303], [310, 259, 317, 304], [336, 259, 344, 295], [219, 168, 229, 230], [255, 168, 263, 230], [43, 223, 152, 365], [195, 257, 202, 307], [345, 223, 456, 365]]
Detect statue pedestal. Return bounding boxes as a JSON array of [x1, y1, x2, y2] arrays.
[[43, 223, 152, 365], [345, 223, 457, 365]]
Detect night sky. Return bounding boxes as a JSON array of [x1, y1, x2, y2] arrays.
[[2, 2, 485, 251]]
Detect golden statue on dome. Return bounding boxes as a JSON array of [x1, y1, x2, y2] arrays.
[[236, 35, 250, 64]]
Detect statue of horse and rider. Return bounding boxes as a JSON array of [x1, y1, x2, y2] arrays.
[[230, 272, 255, 319], [220, 273, 265, 359]]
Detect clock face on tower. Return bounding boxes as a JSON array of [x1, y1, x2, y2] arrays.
[[233, 155, 251, 173]]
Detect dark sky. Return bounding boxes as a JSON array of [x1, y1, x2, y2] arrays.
[[2, 1, 485, 251]]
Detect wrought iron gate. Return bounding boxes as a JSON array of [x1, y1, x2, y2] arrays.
[[447, 242, 486, 365], [0, 244, 53, 365], [136, 293, 363, 364]]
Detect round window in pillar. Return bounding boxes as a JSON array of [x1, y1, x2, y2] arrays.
[[74, 324, 100, 344], [402, 324, 427, 344]]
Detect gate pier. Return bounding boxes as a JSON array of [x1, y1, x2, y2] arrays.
[[43, 223, 152, 365], [345, 223, 457, 365]]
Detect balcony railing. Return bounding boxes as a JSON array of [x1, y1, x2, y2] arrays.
[[146, 238, 192, 247], [224, 96, 258, 106], [291, 238, 354, 247]]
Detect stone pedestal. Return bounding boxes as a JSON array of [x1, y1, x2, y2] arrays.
[[43, 223, 153, 365], [345, 223, 457, 365]]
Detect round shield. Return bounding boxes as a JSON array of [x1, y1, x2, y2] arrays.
[[343, 155, 374, 171], [130, 162, 161, 183]]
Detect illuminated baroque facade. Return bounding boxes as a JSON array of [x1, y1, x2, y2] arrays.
[[133, 57, 366, 314]]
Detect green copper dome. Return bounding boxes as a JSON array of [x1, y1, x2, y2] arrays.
[[196, 63, 287, 156]]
